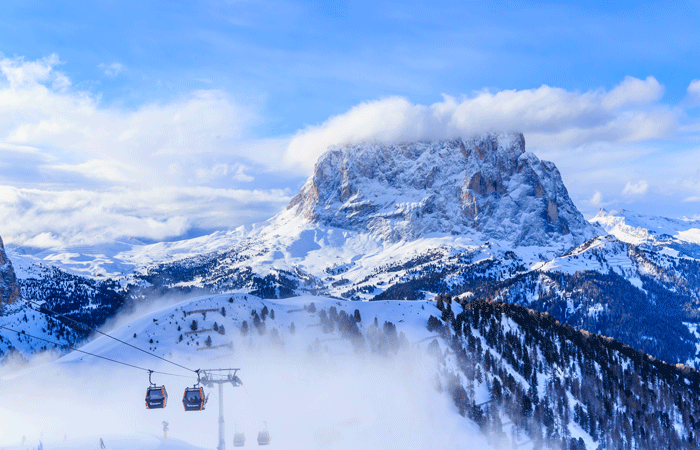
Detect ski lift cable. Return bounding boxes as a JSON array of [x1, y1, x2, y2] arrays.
[[17, 297, 197, 374], [0, 324, 194, 379], [240, 381, 265, 424]]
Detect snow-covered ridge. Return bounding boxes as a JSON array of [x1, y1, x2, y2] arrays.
[[592, 208, 700, 247]]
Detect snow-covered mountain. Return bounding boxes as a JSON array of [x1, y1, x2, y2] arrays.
[[592, 208, 700, 257], [0, 234, 20, 306], [288, 133, 599, 246], [5, 134, 700, 449], [3, 135, 700, 370]]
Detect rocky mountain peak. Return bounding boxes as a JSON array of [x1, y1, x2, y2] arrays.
[[287, 132, 600, 246], [0, 234, 20, 306]]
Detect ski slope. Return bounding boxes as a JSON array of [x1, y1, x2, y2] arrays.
[[0, 292, 497, 450]]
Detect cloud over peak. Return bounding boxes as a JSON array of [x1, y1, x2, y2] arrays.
[[284, 76, 673, 171]]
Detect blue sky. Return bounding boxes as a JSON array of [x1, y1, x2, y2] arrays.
[[1, 0, 700, 247]]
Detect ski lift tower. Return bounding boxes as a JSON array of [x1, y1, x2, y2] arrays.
[[201, 369, 242, 450]]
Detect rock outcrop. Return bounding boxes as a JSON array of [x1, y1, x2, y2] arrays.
[[0, 235, 20, 306], [288, 133, 600, 247]]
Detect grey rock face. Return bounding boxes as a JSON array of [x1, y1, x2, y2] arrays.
[[288, 133, 599, 247], [0, 235, 20, 306]]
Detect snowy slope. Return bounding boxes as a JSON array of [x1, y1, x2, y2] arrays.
[[591, 209, 700, 256], [0, 292, 497, 450], [535, 235, 644, 289], [4, 291, 699, 449]]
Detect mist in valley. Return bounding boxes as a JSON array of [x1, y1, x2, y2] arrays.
[[0, 295, 492, 450]]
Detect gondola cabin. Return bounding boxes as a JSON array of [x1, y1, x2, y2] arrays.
[[145, 385, 168, 409], [257, 429, 270, 446], [233, 432, 246, 447], [182, 387, 206, 411]]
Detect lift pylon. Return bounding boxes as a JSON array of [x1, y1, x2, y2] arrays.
[[200, 369, 242, 450]]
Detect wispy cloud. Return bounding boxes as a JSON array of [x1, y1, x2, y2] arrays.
[[688, 80, 700, 97], [622, 180, 649, 196], [0, 54, 262, 187], [98, 62, 125, 77], [0, 185, 291, 247], [0, 54, 289, 247]]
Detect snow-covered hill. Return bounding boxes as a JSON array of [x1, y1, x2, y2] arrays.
[[3, 291, 699, 450]]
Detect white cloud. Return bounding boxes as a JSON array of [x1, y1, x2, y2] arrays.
[[0, 54, 64, 89], [622, 180, 649, 196], [688, 79, 700, 97], [2, 54, 699, 246], [231, 164, 255, 182], [0, 54, 295, 247], [0, 185, 291, 247], [196, 163, 231, 182], [0, 54, 267, 189], [601, 76, 664, 110], [98, 62, 125, 77], [590, 191, 603, 207], [285, 76, 676, 171]]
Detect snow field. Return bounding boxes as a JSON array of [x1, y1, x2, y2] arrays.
[[1, 293, 499, 450]]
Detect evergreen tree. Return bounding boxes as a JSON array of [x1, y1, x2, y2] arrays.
[[354, 309, 361, 323]]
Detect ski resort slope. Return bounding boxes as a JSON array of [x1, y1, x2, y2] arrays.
[[0, 292, 500, 450]]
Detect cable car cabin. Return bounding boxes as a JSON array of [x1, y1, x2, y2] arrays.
[[145, 385, 168, 409], [257, 430, 270, 446], [233, 432, 246, 447], [182, 387, 206, 411]]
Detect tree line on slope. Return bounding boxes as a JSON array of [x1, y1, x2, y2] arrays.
[[430, 294, 700, 450]]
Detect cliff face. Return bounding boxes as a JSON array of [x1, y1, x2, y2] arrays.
[[0, 235, 20, 306], [287, 133, 599, 246]]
